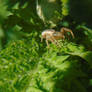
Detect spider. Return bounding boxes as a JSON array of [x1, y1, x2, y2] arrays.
[[41, 27, 74, 47]]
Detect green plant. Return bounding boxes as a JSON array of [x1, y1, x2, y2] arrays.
[[0, 0, 92, 92]]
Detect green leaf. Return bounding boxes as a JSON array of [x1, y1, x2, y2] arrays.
[[0, 0, 12, 23], [69, 51, 92, 68]]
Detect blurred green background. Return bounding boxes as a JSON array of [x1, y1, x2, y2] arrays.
[[0, 0, 92, 92]]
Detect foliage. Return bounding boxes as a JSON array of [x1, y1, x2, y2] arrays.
[[0, 0, 92, 92]]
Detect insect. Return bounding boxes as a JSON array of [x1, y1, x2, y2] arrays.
[[41, 27, 74, 47]]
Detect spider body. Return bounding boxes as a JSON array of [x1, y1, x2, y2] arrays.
[[41, 29, 55, 40]]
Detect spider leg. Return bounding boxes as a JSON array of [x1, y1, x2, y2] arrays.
[[41, 36, 43, 42], [46, 39, 49, 48], [46, 35, 51, 48], [55, 40, 61, 47], [51, 36, 61, 47], [60, 27, 75, 38]]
